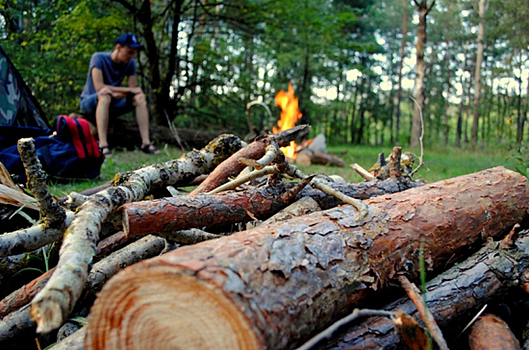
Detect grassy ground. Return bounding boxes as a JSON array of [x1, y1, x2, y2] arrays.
[[49, 143, 518, 197]]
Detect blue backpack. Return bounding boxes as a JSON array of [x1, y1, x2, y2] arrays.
[[0, 115, 103, 183]]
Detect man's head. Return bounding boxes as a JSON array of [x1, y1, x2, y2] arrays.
[[114, 33, 143, 63]]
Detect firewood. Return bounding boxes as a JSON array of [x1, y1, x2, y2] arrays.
[[18, 138, 67, 228], [30, 134, 245, 334], [189, 124, 310, 195], [469, 314, 521, 350], [0, 211, 74, 258], [318, 231, 529, 349], [260, 196, 321, 226], [0, 235, 169, 346], [122, 178, 420, 238], [85, 166, 529, 349]]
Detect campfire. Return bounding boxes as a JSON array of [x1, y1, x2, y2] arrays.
[[273, 83, 344, 167], [273, 82, 302, 159]]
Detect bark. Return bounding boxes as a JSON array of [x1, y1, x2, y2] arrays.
[[471, 0, 487, 143], [122, 178, 421, 238], [0, 235, 168, 347], [320, 232, 529, 349], [30, 134, 245, 334], [53, 327, 85, 350], [469, 314, 521, 350], [410, 0, 435, 148], [0, 231, 138, 320], [259, 197, 321, 227], [85, 167, 529, 350]]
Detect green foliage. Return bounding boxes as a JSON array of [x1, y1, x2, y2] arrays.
[[512, 147, 529, 177], [0, 0, 528, 148]]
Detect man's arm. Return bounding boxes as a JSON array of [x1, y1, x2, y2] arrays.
[[91, 67, 140, 96]]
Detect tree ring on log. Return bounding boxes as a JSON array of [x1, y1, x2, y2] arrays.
[[85, 267, 260, 349]]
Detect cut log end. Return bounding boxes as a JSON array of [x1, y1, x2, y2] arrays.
[[85, 267, 261, 350]]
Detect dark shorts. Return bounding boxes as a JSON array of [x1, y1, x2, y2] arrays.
[[80, 93, 135, 124]]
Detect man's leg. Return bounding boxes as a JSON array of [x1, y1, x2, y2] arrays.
[[133, 92, 159, 154], [95, 89, 112, 149]]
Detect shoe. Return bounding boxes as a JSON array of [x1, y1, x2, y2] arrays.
[[141, 143, 160, 155], [100, 145, 112, 157]]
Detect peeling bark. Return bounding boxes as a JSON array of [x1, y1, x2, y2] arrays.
[[30, 134, 245, 334], [85, 167, 529, 349]]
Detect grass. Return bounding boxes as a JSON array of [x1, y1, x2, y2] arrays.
[[48, 143, 518, 197]]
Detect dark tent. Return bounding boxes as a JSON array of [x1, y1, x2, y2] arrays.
[[0, 45, 50, 129]]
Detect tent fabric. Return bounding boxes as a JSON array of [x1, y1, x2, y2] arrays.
[[0, 45, 50, 129]]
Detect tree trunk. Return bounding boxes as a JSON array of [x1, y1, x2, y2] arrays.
[[85, 166, 529, 350], [410, 0, 435, 148], [396, 0, 408, 144], [471, 0, 487, 143]]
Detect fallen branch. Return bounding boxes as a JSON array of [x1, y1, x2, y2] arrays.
[[398, 275, 448, 350], [30, 134, 245, 334], [122, 177, 418, 238], [17, 138, 67, 228], [0, 211, 74, 258], [85, 167, 529, 349]]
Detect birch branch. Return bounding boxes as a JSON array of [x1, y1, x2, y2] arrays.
[[30, 134, 245, 334], [0, 211, 74, 258], [17, 138, 67, 228]]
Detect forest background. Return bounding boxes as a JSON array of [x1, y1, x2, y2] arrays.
[[1, 0, 528, 154]]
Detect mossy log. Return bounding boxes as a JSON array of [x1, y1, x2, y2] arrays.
[[30, 134, 245, 334], [85, 166, 529, 349]]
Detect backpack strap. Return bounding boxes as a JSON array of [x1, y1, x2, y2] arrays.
[[57, 115, 100, 159]]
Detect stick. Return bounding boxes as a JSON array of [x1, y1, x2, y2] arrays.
[[398, 275, 449, 350]]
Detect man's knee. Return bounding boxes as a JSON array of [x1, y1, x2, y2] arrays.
[[133, 91, 147, 107], [97, 90, 112, 106]]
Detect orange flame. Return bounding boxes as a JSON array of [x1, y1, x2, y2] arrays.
[[273, 82, 302, 159]]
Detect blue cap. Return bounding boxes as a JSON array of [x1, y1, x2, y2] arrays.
[[116, 33, 144, 49]]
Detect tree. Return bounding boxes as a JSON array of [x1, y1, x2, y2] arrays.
[[470, 0, 488, 143], [410, 0, 435, 148]]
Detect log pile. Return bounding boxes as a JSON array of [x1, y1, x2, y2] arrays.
[[0, 125, 528, 350]]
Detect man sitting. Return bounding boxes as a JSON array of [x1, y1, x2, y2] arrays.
[[80, 33, 159, 157]]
